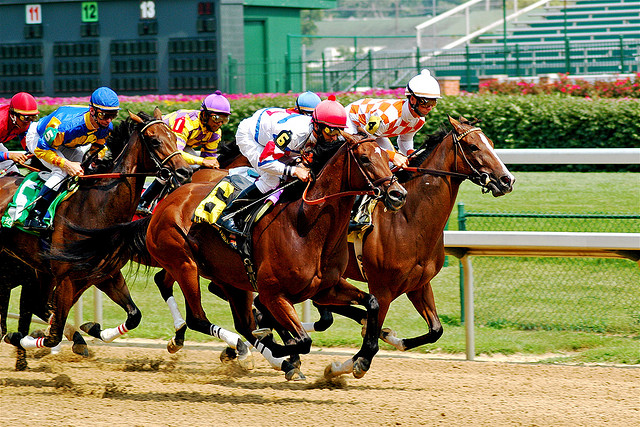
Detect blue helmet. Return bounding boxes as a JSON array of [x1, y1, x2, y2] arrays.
[[296, 91, 321, 114], [90, 87, 120, 111]]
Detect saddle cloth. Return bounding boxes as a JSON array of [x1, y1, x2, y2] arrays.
[[1, 171, 74, 234]]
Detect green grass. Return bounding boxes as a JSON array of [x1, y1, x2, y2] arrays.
[[5, 172, 640, 364]]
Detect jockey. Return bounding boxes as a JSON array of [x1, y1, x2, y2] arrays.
[[136, 90, 231, 214], [23, 86, 119, 230], [289, 91, 322, 116], [0, 92, 39, 176], [218, 95, 346, 234], [344, 69, 441, 169]]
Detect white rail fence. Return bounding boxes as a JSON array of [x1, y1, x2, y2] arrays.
[[6, 148, 640, 357]]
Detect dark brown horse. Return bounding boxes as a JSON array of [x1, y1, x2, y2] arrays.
[[305, 116, 514, 356], [1, 108, 191, 353], [60, 133, 407, 380]]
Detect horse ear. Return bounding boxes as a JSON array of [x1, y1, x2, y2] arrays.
[[129, 110, 143, 124], [153, 107, 163, 120], [342, 131, 357, 147], [448, 115, 461, 129]]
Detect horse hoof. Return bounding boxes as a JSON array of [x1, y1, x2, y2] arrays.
[[80, 322, 102, 339], [3, 332, 25, 349], [380, 327, 396, 339], [353, 357, 370, 379], [251, 328, 272, 340], [235, 340, 255, 370], [285, 368, 306, 381], [323, 362, 340, 379], [30, 329, 46, 338], [219, 346, 237, 363], [166, 339, 183, 354], [288, 354, 302, 369], [72, 343, 89, 357]]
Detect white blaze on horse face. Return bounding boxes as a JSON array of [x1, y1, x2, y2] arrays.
[[374, 146, 383, 159], [478, 132, 514, 181]]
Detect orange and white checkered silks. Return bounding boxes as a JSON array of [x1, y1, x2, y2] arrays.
[[346, 98, 425, 138]]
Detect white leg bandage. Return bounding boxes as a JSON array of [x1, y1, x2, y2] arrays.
[[100, 323, 129, 343], [166, 296, 187, 330]]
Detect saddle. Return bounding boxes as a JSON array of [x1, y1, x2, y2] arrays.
[[1, 171, 75, 235], [193, 174, 281, 289]]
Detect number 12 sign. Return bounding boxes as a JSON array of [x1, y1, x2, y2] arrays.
[[26, 4, 42, 24]]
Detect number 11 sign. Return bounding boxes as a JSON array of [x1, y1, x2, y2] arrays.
[[26, 4, 42, 24]]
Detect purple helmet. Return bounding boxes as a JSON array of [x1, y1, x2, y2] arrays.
[[201, 90, 231, 115]]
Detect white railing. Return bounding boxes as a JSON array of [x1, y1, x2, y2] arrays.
[[445, 231, 640, 360]]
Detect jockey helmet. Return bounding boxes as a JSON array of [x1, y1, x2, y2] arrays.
[[9, 92, 39, 116], [312, 95, 347, 129], [295, 91, 321, 115], [202, 90, 231, 115], [405, 69, 441, 99], [90, 87, 120, 111]]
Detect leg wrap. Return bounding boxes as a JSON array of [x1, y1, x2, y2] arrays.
[[167, 296, 187, 330], [100, 323, 129, 343]]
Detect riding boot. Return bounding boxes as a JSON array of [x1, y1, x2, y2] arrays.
[[136, 180, 164, 215], [349, 195, 373, 233], [218, 184, 263, 234], [23, 185, 58, 230]]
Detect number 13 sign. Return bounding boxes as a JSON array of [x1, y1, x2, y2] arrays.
[[26, 4, 42, 24]]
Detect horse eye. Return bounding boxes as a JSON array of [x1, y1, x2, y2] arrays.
[[468, 144, 479, 152], [360, 155, 371, 164]]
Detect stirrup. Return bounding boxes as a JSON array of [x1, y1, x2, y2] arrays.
[[23, 215, 48, 231]]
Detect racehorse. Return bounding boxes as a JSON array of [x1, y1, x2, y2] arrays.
[[0, 108, 191, 353], [304, 116, 514, 356], [57, 133, 407, 380]]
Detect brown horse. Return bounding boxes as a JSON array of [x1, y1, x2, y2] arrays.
[[304, 116, 514, 355], [1, 108, 191, 353], [60, 133, 407, 380]]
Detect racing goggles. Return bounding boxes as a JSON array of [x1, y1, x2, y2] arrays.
[[15, 113, 38, 122], [321, 125, 342, 137], [415, 97, 438, 108], [95, 109, 119, 120], [204, 112, 229, 124]]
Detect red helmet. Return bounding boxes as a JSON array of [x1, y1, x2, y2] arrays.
[[312, 95, 347, 128], [10, 92, 39, 116]]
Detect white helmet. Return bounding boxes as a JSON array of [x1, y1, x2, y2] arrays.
[[405, 69, 441, 99]]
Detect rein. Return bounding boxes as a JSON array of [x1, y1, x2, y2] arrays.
[[394, 126, 491, 189], [303, 138, 396, 205]]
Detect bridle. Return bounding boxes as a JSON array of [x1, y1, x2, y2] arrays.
[[303, 137, 397, 205], [399, 126, 492, 191], [137, 119, 183, 184]]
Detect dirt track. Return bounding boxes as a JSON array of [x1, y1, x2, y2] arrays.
[[1, 339, 638, 426]]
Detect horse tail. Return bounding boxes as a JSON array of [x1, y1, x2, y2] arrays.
[[48, 216, 153, 277]]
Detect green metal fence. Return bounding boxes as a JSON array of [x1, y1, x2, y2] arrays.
[[456, 204, 640, 334], [228, 36, 640, 93]]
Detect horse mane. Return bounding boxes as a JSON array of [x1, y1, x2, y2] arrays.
[[216, 139, 241, 167], [277, 134, 346, 203], [89, 111, 154, 174]]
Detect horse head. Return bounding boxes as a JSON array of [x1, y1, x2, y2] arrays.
[[344, 133, 407, 211], [448, 116, 514, 197], [129, 107, 192, 186]]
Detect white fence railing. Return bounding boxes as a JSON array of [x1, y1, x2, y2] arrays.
[[444, 231, 640, 360]]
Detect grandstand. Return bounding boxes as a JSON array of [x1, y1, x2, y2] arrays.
[[305, 1, 640, 92]]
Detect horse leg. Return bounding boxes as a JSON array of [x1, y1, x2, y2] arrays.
[[253, 293, 313, 359], [313, 278, 379, 380], [4, 277, 76, 350], [170, 260, 251, 362], [153, 269, 187, 353], [224, 293, 302, 380], [82, 273, 141, 343], [387, 282, 442, 351], [253, 296, 301, 369]]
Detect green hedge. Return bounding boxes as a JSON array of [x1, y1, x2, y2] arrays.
[[10, 94, 640, 171]]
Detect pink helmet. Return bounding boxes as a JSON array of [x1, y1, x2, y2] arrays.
[[10, 92, 39, 115], [201, 90, 231, 115], [312, 95, 346, 128]]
